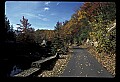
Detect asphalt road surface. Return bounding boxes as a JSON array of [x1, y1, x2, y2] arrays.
[[60, 46, 114, 77]]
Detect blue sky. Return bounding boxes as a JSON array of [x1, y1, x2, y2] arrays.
[[5, 1, 84, 30]]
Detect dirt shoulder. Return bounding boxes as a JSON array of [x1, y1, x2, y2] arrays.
[[37, 51, 72, 77]]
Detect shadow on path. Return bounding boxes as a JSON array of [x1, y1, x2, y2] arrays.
[[72, 46, 88, 49]]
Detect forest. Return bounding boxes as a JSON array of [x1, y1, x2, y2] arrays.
[[1, 2, 116, 77]]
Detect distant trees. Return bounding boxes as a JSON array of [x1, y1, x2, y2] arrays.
[[61, 8, 91, 45], [5, 15, 15, 42], [53, 21, 63, 46], [51, 21, 68, 56], [54, 21, 62, 31], [34, 29, 55, 44], [63, 20, 69, 26]]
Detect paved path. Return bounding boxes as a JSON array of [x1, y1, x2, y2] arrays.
[[60, 46, 114, 77]]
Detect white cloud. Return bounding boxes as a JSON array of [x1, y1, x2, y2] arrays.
[[38, 17, 49, 21], [50, 13, 56, 16], [57, 2, 60, 5], [21, 13, 49, 21], [45, 1, 50, 6], [13, 24, 18, 30], [44, 7, 49, 11], [42, 18, 49, 21], [31, 1, 42, 4], [21, 13, 38, 18], [38, 14, 44, 17]]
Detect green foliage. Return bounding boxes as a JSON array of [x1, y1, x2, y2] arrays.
[[34, 29, 44, 43], [89, 14, 116, 54], [63, 20, 69, 26], [16, 30, 35, 43], [54, 21, 62, 31], [5, 15, 15, 41]]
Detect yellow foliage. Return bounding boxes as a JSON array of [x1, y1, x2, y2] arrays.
[[77, 11, 87, 22]]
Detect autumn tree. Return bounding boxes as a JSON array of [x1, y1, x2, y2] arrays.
[[80, 2, 116, 22], [68, 9, 91, 45], [16, 16, 31, 33], [16, 16, 35, 43]]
